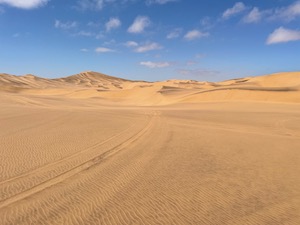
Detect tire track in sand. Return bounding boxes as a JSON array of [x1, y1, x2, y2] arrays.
[[0, 117, 135, 185], [0, 111, 158, 209]]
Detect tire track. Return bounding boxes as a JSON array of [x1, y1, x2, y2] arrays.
[[0, 119, 135, 185], [0, 110, 147, 183], [0, 111, 158, 209]]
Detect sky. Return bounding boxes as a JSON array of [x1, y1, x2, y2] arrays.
[[0, 0, 300, 81]]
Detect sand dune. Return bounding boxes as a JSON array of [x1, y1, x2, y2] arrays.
[[1, 71, 300, 105], [1, 71, 300, 224]]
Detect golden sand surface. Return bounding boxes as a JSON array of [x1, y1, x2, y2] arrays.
[[0, 72, 300, 224]]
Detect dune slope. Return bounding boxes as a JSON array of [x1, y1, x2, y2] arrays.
[[1, 71, 300, 105]]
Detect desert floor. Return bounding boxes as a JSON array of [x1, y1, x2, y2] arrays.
[[1, 96, 300, 225]]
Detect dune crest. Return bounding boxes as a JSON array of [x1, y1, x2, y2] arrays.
[[1, 71, 300, 105]]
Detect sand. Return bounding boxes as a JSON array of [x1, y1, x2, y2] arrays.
[[0, 71, 300, 224]]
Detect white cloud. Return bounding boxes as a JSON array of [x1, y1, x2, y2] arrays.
[[146, 0, 177, 5], [87, 21, 96, 27], [0, 0, 49, 9], [272, 0, 300, 22], [177, 69, 219, 77], [200, 17, 215, 30], [95, 47, 115, 53], [134, 42, 162, 53], [76, 31, 93, 36], [266, 27, 300, 44], [140, 61, 171, 68], [243, 1, 300, 24], [128, 16, 151, 34], [125, 41, 139, 47], [286, 1, 300, 19], [105, 17, 121, 32], [103, 39, 116, 46], [184, 30, 209, 41], [55, 20, 77, 29], [243, 7, 262, 23], [95, 33, 105, 39], [166, 28, 182, 39], [222, 2, 246, 19], [125, 41, 162, 53], [80, 48, 89, 52], [75, 0, 104, 11], [76, 0, 135, 10]]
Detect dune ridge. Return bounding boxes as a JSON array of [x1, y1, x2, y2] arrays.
[[1, 71, 299, 105]]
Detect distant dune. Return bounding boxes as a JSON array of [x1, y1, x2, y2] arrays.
[[1, 71, 299, 105]]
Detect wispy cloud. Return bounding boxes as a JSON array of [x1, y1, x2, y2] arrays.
[[243, 7, 263, 23], [0, 0, 49, 9], [140, 61, 171, 68], [177, 68, 219, 77], [125, 41, 139, 47], [55, 20, 78, 30], [200, 17, 215, 30], [103, 39, 116, 46], [126, 41, 162, 53], [222, 2, 246, 19], [76, 31, 93, 36], [75, 0, 104, 11], [75, 0, 136, 11], [266, 27, 300, 44], [271, 0, 300, 22], [184, 30, 209, 41], [146, 0, 178, 5], [95, 33, 105, 39], [134, 42, 162, 53], [128, 16, 151, 34], [242, 1, 300, 24], [105, 17, 121, 32], [80, 48, 89, 52], [95, 47, 115, 53], [87, 21, 100, 27], [166, 28, 182, 39]]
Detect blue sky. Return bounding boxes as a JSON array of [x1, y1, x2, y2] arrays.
[[0, 0, 299, 81]]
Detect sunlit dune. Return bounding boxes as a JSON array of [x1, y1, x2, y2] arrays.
[[1, 71, 300, 106], [0, 71, 300, 225]]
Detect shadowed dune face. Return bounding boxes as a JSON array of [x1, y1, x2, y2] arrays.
[[1, 71, 300, 105], [0, 71, 300, 224]]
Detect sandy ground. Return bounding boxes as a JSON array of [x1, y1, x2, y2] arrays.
[[1, 72, 300, 224]]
